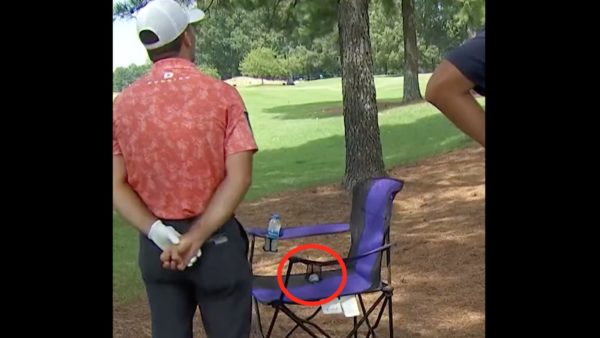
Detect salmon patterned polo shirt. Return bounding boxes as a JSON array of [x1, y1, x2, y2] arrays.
[[113, 58, 258, 220]]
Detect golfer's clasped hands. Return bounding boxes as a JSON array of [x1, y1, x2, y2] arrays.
[[148, 220, 202, 269]]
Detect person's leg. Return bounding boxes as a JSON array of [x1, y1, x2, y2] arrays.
[[425, 30, 485, 147], [144, 281, 198, 338], [197, 276, 252, 338], [139, 233, 197, 338], [189, 218, 253, 338]]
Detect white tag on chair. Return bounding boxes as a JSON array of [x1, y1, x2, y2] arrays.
[[340, 295, 360, 317], [321, 298, 343, 315]]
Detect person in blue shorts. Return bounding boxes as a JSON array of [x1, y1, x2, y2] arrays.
[[426, 29, 485, 147]]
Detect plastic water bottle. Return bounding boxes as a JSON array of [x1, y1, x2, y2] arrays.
[[265, 213, 282, 252]]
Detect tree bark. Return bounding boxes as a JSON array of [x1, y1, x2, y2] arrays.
[[338, 0, 386, 191], [401, 0, 422, 102]]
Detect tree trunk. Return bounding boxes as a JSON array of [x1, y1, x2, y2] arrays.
[[338, 0, 386, 191], [401, 0, 422, 102]]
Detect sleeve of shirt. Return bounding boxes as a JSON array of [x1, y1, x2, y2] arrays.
[[224, 86, 258, 157], [444, 28, 485, 95], [113, 133, 122, 156], [113, 101, 123, 156]]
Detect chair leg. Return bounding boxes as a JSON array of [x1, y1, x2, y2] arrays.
[[261, 290, 394, 338], [249, 236, 256, 267], [358, 294, 377, 337], [368, 297, 388, 337], [345, 293, 385, 338], [368, 287, 396, 338], [253, 297, 265, 338], [384, 286, 394, 338], [279, 305, 322, 338], [265, 305, 280, 338], [284, 307, 321, 338]]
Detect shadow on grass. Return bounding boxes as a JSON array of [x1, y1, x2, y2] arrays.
[[264, 98, 426, 120], [248, 113, 469, 199]]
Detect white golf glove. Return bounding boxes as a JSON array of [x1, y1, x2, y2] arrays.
[[147, 220, 202, 268], [147, 220, 181, 251]]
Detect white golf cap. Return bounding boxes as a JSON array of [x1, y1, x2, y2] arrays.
[[135, 0, 205, 50]]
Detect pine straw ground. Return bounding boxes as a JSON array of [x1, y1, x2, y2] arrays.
[[113, 146, 485, 338]]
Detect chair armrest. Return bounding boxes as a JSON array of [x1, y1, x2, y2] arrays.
[[288, 244, 393, 267], [246, 223, 350, 240], [279, 244, 393, 290]]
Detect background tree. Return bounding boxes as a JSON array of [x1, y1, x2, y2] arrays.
[[113, 0, 486, 189], [239, 47, 282, 84], [113, 63, 151, 92]]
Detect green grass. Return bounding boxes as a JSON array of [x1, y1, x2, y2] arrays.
[[113, 74, 484, 303], [113, 212, 145, 304]]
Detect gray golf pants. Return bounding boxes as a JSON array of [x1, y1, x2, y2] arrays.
[[138, 217, 252, 338]]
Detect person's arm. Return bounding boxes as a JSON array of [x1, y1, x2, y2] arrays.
[[188, 151, 253, 243], [425, 60, 485, 147], [114, 154, 184, 252], [188, 87, 256, 243], [113, 98, 184, 253], [113, 155, 157, 234]]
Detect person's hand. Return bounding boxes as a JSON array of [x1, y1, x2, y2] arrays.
[[147, 220, 181, 250], [160, 233, 204, 271], [160, 245, 202, 270]]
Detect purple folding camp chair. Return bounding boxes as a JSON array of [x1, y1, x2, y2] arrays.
[[246, 177, 404, 338]]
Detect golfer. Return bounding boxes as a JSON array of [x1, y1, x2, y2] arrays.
[[112, 1, 258, 337]]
